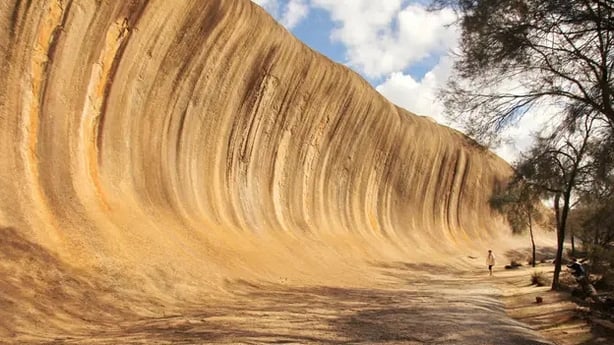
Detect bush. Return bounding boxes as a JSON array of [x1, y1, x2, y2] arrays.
[[531, 271, 549, 286], [584, 244, 614, 274], [560, 273, 576, 287], [505, 260, 523, 269], [594, 271, 614, 291]]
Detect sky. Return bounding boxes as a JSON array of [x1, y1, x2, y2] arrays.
[[250, 0, 543, 162]]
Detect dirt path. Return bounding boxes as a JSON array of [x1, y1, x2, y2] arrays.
[[494, 264, 614, 345], [19, 262, 561, 345]]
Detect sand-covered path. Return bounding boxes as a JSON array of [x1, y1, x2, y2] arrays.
[[21, 263, 553, 345]]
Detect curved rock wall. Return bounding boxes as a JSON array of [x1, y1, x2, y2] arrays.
[[0, 0, 511, 312]]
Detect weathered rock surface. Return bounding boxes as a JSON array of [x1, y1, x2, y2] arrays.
[[0, 0, 513, 339]]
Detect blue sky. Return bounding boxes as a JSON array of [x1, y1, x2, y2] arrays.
[[250, 0, 543, 162], [291, 6, 443, 84], [251, 0, 457, 116]]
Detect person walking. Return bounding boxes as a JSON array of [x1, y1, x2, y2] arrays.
[[486, 250, 496, 276]]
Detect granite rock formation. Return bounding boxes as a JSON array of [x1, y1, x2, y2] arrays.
[[0, 0, 513, 338]]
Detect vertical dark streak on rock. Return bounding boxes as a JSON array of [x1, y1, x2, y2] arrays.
[[46, 1, 72, 63], [436, 150, 451, 229], [97, 0, 148, 165], [329, 97, 351, 141], [176, 108, 188, 159], [229, 44, 277, 178], [9, 0, 32, 38], [9, 0, 23, 38], [6, 0, 34, 72], [457, 156, 470, 229], [227, 62, 258, 179], [446, 152, 461, 231], [266, 75, 299, 193], [39, 0, 73, 126], [172, 0, 223, 87], [37, 0, 72, 180], [241, 75, 267, 161]]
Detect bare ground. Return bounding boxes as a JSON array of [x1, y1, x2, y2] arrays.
[[12, 262, 566, 345], [495, 264, 614, 345], [5, 230, 613, 345]]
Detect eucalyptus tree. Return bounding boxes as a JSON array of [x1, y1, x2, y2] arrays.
[[432, 0, 614, 142], [432, 0, 614, 290], [490, 181, 541, 267], [515, 117, 600, 289]]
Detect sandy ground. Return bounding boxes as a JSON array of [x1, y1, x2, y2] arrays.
[[14, 260, 607, 345], [495, 266, 614, 345]]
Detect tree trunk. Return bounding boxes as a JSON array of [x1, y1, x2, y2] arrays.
[[571, 231, 575, 256], [528, 210, 536, 267], [552, 190, 573, 291], [552, 193, 564, 290]]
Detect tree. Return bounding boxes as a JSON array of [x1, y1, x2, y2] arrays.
[[567, 199, 614, 280], [515, 117, 597, 290], [572, 201, 614, 249], [431, 0, 614, 143], [491, 181, 541, 267], [432, 0, 614, 290], [583, 133, 614, 201], [573, 134, 614, 272]]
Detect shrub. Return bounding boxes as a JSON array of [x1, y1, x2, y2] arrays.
[[531, 271, 549, 286], [584, 244, 614, 275], [559, 273, 576, 287], [505, 260, 523, 269], [511, 260, 522, 267], [594, 271, 614, 291]]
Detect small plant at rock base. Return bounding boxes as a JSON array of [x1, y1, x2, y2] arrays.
[[531, 271, 549, 287], [505, 260, 523, 269]]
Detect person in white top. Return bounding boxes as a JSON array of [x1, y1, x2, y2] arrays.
[[486, 250, 496, 276]]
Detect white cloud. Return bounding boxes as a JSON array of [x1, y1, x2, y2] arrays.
[[251, 0, 279, 13], [281, 0, 310, 28], [252, 1, 457, 76], [251, 0, 543, 163], [376, 57, 557, 163], [494, 105, 559, 163], [251, 0, 310, 29], [311, 1, 457, 78], [376, 56, 454, 125]]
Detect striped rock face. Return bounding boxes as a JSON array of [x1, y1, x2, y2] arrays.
[[0, 0, 515, 338]]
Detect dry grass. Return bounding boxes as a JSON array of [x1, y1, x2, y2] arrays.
[[531, 271, 549, 287]]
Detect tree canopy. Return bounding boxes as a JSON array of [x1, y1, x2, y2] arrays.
[[490, 179, 542, 266], [433, 0, 614, 290], [433, 0, 614, 143]]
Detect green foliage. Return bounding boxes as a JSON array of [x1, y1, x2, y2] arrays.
[[431, 0, 614, 142], [513, 118, 601, 289], [433, 0, 614, 290], [572, 201, 614, 249], [594, 271, 614, 291], [584, 244, 614, 275], [490, 180, 540, 234]]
